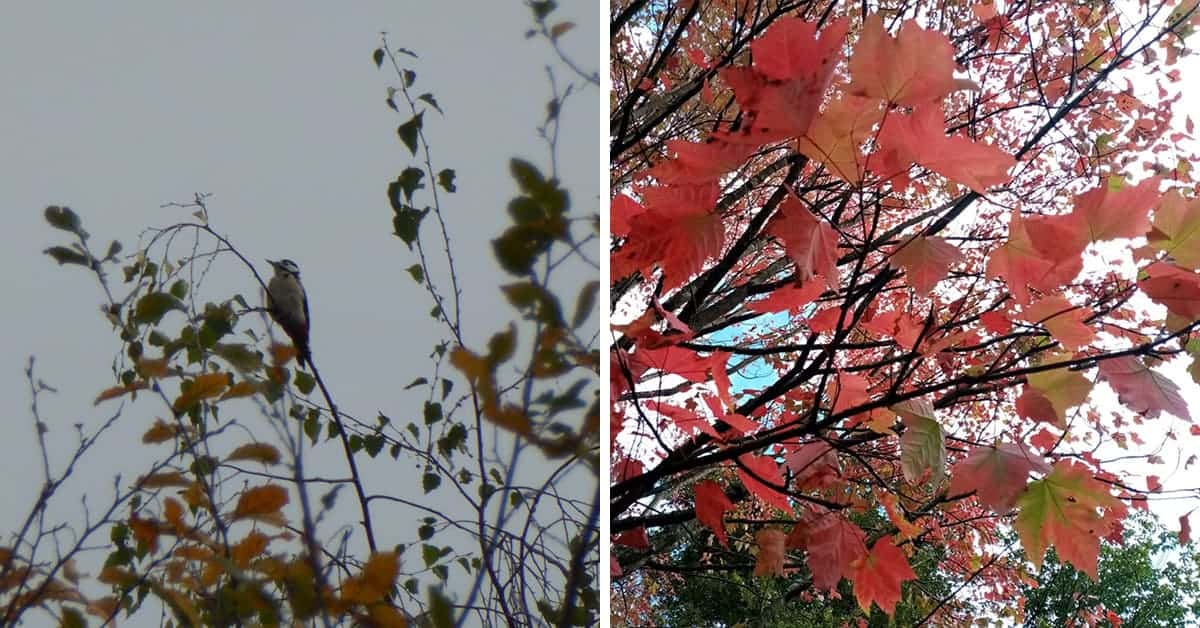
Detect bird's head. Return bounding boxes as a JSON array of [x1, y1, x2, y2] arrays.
[[267, 258, 302, 277]]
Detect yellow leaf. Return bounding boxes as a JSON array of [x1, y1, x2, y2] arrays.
[[136, 357, 170, 379], [181, 481, 209, 510], [232, 531, 271, 568], [368, 604, 409, 628], [233, 484, 289, 523], [450, 347, 490, 380], [343, 551, 400, 604], [141, 419, 177, 444], [227, 442, 282, 466], [485, 404, 534, 437], [163, 498, 185, 533], [172, 372, 230, 412], [550, 21, 575, 39], [94, 381, 148, 405], [139, 472, 190, 489], [219, 380, 259, 400]]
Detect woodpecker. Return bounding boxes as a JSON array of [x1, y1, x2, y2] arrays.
[[265, 258, 311, 369]]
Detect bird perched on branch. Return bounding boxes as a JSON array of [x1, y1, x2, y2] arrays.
[[266, 258, 311, 369]]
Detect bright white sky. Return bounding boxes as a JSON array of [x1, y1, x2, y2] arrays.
[[0, 2, 599, 624]]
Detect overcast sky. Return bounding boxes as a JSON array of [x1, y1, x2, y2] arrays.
[[0, 1, 599, 623]]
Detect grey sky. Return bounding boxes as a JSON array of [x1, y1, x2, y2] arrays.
[[1, 1, 599, 624]]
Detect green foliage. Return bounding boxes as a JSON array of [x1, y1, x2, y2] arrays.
[[1020, 510, 1200, 627]]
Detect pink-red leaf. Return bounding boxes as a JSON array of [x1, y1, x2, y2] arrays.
[[891, 235, 964, 294], [849, 538, 917, 616], [694, 480, 735, 547], [767, 196, 840, 287], [737, 454, 794, 514], [1100, 356, 1192, 421], [949, 441, 1051, 512]]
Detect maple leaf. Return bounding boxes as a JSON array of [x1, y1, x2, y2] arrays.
[[645, 139, 755, 185], [893, 399, 946, 486], [796, 94, 884, 184], [694, 480, 735, 547], [767, 196, 840, 286], [1022, 296, 1096, 350], [1182, 509, 1194, 544], [1138, 261, 1200, 320], [1070, 176, 1161, 244], [848, 15, 968, 106], [849, 538, 917, 616], [611, 193, 644, 237], [791, 509, 867, 591], [611, 184, 725, 290], [748, 279, 825, 314], [716, 17, 849, 145], [753, 528, 788, 577], [980, 310, 1012, 334], [1099, 355, 1191, 421], [949, 441, 1051, 512], [1149, 189, 1200, 269], [737, 453, 794, 514], [1015, 461, 1126, 578], [784, 441, 841, 490], [1019, 357, 1093, 427], [986, 209, 1083, 304], [890, 235, 965, 294], [875, 104, 1015, 194]]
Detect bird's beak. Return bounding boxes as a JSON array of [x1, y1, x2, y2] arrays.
[[266, 259, 278, 267]]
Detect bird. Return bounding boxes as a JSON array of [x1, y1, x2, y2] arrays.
[[265, 258, 311, 369]]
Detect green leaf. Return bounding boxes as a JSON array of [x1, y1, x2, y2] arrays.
[[133, 292, 185, 325], [510, 159, 546, 195], [364, 434, 384, 457], [391, 207, 428, 249], [406, 264, 425, 284], [405, 377, 428, 389], [892, 400, 946, 487], [403, 69, 416, 88], [492, 225, 554, 275], [421, 544, 440, 567], [44, 246, 91, 267], [503, 281, 563, 326], [212, 343, 262, 372], [60, 606, 86, 628], [418, 522, 435, 540], [486, 324, 517, 367], [294, 371, 315, 394], [169, 279, 188, 300], [396, 167, 425, 203], [529, 0, 557, 21], [571, 281, 599, 329], [372, 47, 384, 68], [429, 590, 451, 628], [437, 423, 467, 457], [424, 401, 443, 425], [418, 92, 443, 114], [440, 377, 453, 401], [437, 168, 456, 192], [397, 112, 424, 155], [44, 205, 82, 233], [105, 240, 123, 259], [422, 472, 441, 493], [304, 414, 320, 443]]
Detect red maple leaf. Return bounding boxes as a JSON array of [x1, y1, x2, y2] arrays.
[[1138, 261, 1200, 320], [875, 104, 1014, 194], [848, 15, 967, 106], [737, 453, 794, 514], [890, 234, 965, 294], [767, 196, 840, 286], [716, 17, 849, 145], [790, 509, 867, 591], [949, 441, 1051, 512], [748, 279, 825, 314], [693, 480, 735, 546], [612, 184, 725, 290], [1015, 461, 1126, 578], [1099, 356, 1192, 421], [753, 528, 788, 577], [849, 538, 917, 615]]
